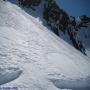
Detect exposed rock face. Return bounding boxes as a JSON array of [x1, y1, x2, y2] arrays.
[[18, 0, 42, 7]]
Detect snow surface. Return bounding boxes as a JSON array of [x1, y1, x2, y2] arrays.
[[0, 1, 90, 90]]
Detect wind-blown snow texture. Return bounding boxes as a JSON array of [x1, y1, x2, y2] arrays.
[[0, 1, 90, 90]]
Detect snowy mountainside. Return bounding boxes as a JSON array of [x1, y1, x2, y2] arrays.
[[77, 27, 90, 57], [9, 0, 90, 56], [0, 1, 90, 90], [55, 0, 90, 56]]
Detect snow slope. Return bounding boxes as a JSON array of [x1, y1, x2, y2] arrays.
[[0, 1, 90, 90]]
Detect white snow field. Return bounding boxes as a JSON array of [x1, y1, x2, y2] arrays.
[[0, 1, 90, 90]]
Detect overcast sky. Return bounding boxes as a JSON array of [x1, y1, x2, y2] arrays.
[[58, 0, 90, 16]]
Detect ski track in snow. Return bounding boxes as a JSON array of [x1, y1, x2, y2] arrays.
[[0, 1, 90, 90]]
